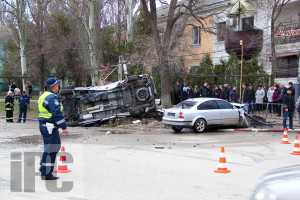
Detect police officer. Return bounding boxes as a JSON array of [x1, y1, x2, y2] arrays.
[[5, 91, 14, 122], [38, 77, 68, 180], [18, 91, 30, 123]]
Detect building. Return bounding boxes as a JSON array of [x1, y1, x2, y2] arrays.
[[167, 0, 300, 85], [211, 0, 300, 85]]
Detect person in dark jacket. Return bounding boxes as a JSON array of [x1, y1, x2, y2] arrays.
[[229, 87, 238, 103], [272, 84, 281, 116], [288, 82, 295, 97], [282, 89, 295, 129], [223, 84, 230, 101], [174, 80, 183, 104], [5, 91, 14, 122], [10, 82, 17, 93], [200, 82, 210, 97], [214, 85, 222, 99], [18, 91, 30, 123]]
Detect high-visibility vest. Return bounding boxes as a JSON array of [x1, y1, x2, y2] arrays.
[[38, 91, 53, 119]]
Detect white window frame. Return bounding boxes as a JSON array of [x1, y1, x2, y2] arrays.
[[192, 26, 201, 47]]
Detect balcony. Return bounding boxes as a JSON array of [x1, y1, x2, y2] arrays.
[[224, 28, 263, 60]]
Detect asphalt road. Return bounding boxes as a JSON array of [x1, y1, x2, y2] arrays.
[[0, 120, 299, 200]]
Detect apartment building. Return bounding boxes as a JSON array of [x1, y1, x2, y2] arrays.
[[212, 0, 300, 84]]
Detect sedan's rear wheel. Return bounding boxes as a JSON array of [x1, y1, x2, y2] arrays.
[[193, 119, 207, 133], [172, 126, 183, 133]]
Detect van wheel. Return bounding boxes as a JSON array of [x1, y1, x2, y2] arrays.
[[172, 126, 183, 133], [193, 119, 207, 133]]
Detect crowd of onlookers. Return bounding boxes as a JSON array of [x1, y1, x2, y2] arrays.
[[173, 80, 300, 129], [4, 81, 32, 123]]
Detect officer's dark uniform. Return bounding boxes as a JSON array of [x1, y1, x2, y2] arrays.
[[38, 78, 67, 179], [5, 93, 14, 122], [18, 93, 30, 123]]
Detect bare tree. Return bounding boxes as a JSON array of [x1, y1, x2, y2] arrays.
[[67, 0, 103, 86], [1, 0, 28, 91], [257, 0, 291, 75], [27, 0, 52, 87], [140, 0, 207, 106]]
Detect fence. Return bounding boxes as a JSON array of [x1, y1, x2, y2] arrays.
[[242, 102, 300, 125]]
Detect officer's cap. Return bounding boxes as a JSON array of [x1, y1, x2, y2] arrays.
[[46, 77, 60, 87]]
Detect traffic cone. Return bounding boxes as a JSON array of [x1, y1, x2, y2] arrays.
[[55, 146, 71, 173], [281, 128, 290, 144], [214, 146, 231, 174], [290, 135, 300, 156]]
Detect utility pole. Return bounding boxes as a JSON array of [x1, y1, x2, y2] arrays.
[[239, 40, 244, 102], [118, 56, 124, 81], [126, 0, 134, 42]]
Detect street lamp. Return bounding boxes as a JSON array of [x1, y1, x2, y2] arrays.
[[239, 40, 244, 102]]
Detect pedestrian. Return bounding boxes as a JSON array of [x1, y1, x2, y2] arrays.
[[182, 82, 192, 100], [38, 77, 68, 180], [200, 82, 210, 97], [255, 85, 265, 112], [174, 80, 183, 104], [229, 87, 238, 103], [193, 85, 200, 98], [267, 86, 275, 113], [14, 87, 21, 101], [10, 82, 16, 93], [287, 81, 295, 97], [26, 81, 33, 97], [282, 89, 295, 130], [296, 95, 300, 125], [246, 85, 255, 113], [272, 84, 281, 116], [223, 84, 230, 101], [5, 91, 14, 122], [18, 91, 30, 123], [214, 85, 222, 99]]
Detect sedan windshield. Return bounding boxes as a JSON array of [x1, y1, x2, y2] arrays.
[[176, 101, 197, 109]]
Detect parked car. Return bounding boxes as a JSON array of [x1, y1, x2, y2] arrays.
[[162, 98, 245, 133], [250, 165, 300, 200]]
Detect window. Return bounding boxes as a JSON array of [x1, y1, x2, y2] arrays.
[[275, 55, 299, 78], [216, 100, 233, 109], [192, 27, 201, 46], [242, 16, 254, 31], [198, 100, 218, 110], [217, 22, 226, 41], [176, 101, 197, 109]]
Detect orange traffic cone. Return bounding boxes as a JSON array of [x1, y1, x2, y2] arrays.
[[281, 128, 290, 144], [55, 146, 71, 173], [290, 135, 300, 156], [214, 146, 231, 174]]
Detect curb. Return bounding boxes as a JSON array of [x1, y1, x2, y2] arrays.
[[224, 128, 300, 133]]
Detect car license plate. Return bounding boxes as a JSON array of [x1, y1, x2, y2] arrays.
[[167, 112, 176, 117]]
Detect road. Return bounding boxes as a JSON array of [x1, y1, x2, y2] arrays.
[[0, 120, 299, 200]]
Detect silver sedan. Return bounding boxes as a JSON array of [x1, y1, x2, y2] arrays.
[[162, 98, 244, 133]]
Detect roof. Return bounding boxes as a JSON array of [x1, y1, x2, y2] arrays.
[[184, 97, 223, 103]]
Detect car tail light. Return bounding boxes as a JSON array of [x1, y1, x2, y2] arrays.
[[179, 112, 184, 119]]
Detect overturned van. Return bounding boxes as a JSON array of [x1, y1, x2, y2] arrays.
[[60, 74, 157, 126]]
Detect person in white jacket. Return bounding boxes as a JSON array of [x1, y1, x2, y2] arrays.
[[267, 86, 275, 113], [255, 85, 265, 112]]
